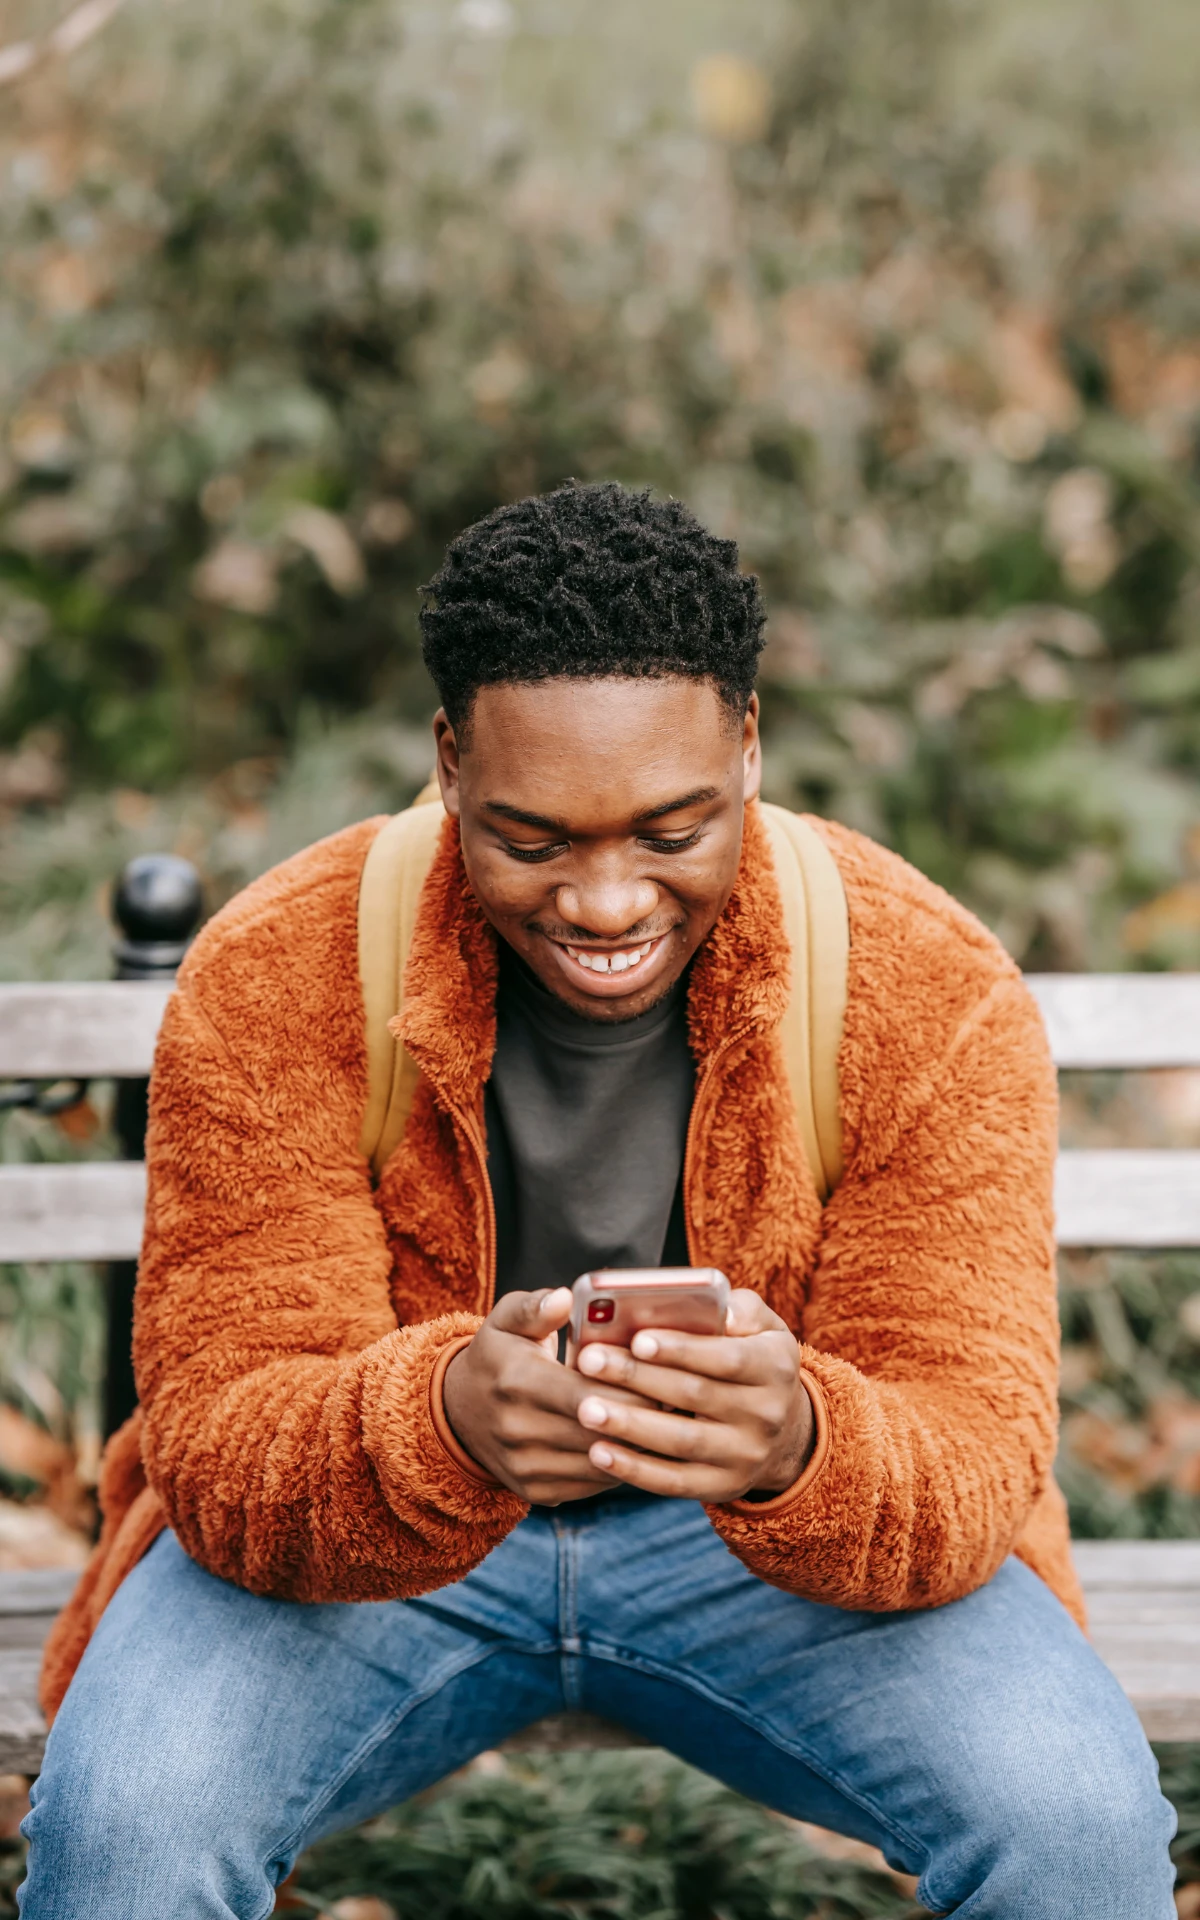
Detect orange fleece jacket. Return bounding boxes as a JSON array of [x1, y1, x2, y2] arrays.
[[41, 802, 1081, 1719]]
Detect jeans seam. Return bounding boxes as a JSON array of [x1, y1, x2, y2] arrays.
[[556, 1518, 583, 1709], [256, 1637, 521, 1914], [582, 1638, 931, 1870]]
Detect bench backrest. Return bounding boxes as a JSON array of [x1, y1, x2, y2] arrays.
[[2, 972, 1199, 1262]]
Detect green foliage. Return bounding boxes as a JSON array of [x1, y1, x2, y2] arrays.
[[1160, 1743, 1200, 1890], [0, 0, 1197, 967], [277, 1743, 1200, 1909], [0, 1094, 114, 1469], [291, 1753, 920, 1919], [1058, 1248, 1200, 1539]]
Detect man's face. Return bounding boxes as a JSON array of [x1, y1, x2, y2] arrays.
[[434, 676, 761, 1022]]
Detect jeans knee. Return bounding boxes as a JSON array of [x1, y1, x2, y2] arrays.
[[19, 1740, 279, 1920], [22, 1749, 200, 1896], [1036, 1758, 1175, 1875], [926, 1739, 1177, 1918]]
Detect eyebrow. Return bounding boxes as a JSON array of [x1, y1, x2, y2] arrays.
[[482, 787, 721, 833], [632, 786, 720, 822], [483, 802, 568, 831]]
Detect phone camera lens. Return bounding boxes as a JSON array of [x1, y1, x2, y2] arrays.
[[587, 1299, 615, 1324]]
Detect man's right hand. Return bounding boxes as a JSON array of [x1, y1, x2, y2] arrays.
[[441, 1287, 649, 1505]]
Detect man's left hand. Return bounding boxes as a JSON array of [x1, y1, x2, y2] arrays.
[[574, 1288, 814, 1502]]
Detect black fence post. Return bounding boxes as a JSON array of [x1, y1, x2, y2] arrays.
[[105, 855, 203, 1440]]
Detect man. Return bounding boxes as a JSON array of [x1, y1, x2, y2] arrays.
[[22, 484, 1173, 1916]]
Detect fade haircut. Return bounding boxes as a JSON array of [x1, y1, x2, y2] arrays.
[[419, 481, 766, 739]]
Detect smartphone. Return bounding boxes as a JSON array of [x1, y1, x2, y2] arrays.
[[568, 1267, 730, 1364]]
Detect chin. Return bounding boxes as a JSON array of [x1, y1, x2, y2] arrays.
[[541, 969, 686, 1024]]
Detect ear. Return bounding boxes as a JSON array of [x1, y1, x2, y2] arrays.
[[433, 710, 461, 818], [741, 692, 762, 803]]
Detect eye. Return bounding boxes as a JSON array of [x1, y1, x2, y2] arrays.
[[639, 830, 704, 854], [502, 840, 567, 863]]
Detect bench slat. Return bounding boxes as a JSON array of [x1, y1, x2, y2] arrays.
[[4, 1150, 1198, 1265], [1026, 974, 1200, 1069], [1, 978, 1197, 1084], [1071, 1541, 1200, 1587], [1053, 1150, 1200, 1248], [0, 1162, 147, 1262], [2, 1544, 1200, 1768], [0, 1649, 54, 1774], [0, 982, 171, 1080], [0, 1569, 83, 1614]]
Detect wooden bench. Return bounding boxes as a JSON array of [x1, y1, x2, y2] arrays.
[[2, 859, 1200, 1764]]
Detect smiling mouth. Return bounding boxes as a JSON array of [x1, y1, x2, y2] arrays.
[[557, 936, 663, 978]]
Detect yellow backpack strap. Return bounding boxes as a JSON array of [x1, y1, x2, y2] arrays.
[[357, 779, 445, 1181], [759, 802, 850, 1201]]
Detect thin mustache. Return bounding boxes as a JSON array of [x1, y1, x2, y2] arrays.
[[530, 921, 678, 947]]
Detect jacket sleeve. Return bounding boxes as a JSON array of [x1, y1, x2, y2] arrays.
[[133, 822, 525, 1602], [708, 831, 1062, 1612]]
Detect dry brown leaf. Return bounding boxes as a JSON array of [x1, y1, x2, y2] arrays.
[[0, 1774, 30, 1841], [1123, 883, 1200, 953], [54, 1096, 100, 1141], [284, 506, 366, 597], [0, 1404, 71, 1485], [192, 540, 280, 615], [0, 1407, 95, 1529], [989, 308, 1081, 432], [788, 1820, 919, 1894], [690, 54, 771, 145], [1063, 1409, 1152, 1491]]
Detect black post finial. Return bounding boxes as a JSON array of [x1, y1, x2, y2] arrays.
[[105, 853, 205, 1438], [111, 855, 204, 980]]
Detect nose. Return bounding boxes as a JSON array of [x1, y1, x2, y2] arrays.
[[554, 860, 659, 938]]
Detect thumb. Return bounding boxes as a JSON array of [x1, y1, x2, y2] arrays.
[[490, 1286, 574, 1344], [725, 1287, 781, 1337]]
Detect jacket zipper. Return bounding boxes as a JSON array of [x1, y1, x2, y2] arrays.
[[682, 1028, 751, 1266], [454, 1103, 497, 1314]]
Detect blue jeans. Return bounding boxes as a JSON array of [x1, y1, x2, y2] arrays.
[[20, 1492, 1174, 1918]]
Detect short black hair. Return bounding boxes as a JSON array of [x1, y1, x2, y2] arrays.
[[419, 481, 765, 737]]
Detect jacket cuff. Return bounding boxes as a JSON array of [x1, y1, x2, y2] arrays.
[[724, 1366, 831, 1516], [428, 1332, 506, 1489]]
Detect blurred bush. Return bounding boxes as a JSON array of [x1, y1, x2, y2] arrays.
[[290, 1750, 920, 1919], [0, 0, 1197, 970]]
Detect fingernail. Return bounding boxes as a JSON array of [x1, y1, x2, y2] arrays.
[[578, 1396, 608, 1427], [577, 1346, 605, 1374], [630, 1332, 658, 1359], [590, 1444, 614, 1469]]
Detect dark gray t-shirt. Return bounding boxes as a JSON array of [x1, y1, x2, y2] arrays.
[[485, 948, 694, 1299]]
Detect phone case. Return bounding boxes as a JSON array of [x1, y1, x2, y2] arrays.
[[567, 1267, 730, 1361]]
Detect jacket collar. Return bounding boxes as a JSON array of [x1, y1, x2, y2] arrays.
[[395, 798, 790, 1106]]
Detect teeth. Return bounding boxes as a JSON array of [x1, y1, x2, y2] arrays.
[[563, 939, 657, 976]]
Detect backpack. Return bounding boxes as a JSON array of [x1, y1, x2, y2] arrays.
[[358, 783, 848, 1202]]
